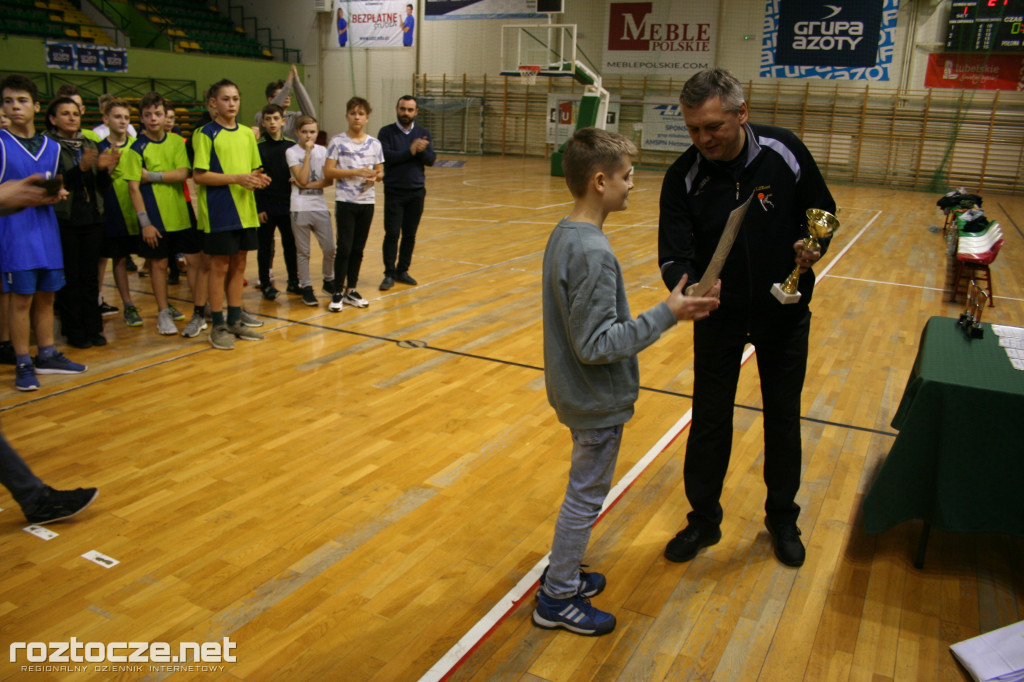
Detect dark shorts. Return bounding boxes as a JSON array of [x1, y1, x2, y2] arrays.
[[138, 226, 203, 259], [203, 228, 259, 256], [102, 234, 139, 260], [3, 268, 65, 294]]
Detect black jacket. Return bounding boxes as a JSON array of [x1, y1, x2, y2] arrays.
[[658, 122, 836, 319]]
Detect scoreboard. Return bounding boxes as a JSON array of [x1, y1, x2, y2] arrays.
[[946, 0, 1024, 52]]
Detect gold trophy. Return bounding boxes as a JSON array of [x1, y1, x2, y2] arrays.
[[771, 208, 840, 304]]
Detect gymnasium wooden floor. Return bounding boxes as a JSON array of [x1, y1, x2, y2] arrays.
[[1, 156, 1022, 682]]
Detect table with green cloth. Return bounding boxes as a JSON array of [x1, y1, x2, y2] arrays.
[[863, 316, 1024, 554]]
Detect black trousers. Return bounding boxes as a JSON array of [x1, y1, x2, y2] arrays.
[[684, 307, 811, 529], [55, 221, 104, 344], [382, 186, 425, 278], [334, 202, 374, 290], [257, 212, 298, 286]]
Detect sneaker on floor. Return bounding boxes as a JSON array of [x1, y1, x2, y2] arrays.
[[0, 341, 16, 365], [209, 324, 235, 350], [167, 304, 186, 321], [532, 591, 616, 637], [343, 290, 369, 308], [395, 271, 418, 286], [34, 351, 86, 375], [125, 257, 138, 272], [301, 286, 318, 306], [157, 308, 178, 335], [537, 565, 607, 599], [15, 362, 39, 391], [664, 524, 722, 563], [328, 291, 344, 312], [379, 276, 394, 291], [239, 309, 264, 327], [765, 519, 806, 567], [90, 334, 107, 347], [229, 321, 264, 341], [99, 300, 119, 316], [261, 284, 280, 301], [286, 280, 301, 295], [25, 487, 98, 525], [123, 305, 143, 327], [181, 314, 208, 338]]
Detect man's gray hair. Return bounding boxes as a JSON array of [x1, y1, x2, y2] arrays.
[[680, 68, 745, 113]]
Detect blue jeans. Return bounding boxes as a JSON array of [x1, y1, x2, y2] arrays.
[[543, 424, 623, 599], [0, 430, 46, 514]]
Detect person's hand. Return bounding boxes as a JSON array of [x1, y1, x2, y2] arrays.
[[79, 146, 98, 171], [0, 176, 57, 209], [303, 138, 315, 152], [685, 278, 722, 300], [410, 137, 429, 154], [360, 166, 376, 178], [666, 274, 720, 322], [290, 63, 299, 81], [258, 211, 268, 224], [793, 239, 821, 274], [251, 125, 261, 139], [141, 224, 160, 248], [238, 170, 271, 190], [97, 148, 120, 171]]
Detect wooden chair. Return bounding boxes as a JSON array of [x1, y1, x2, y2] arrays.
[[950, 238, 1003, 306]]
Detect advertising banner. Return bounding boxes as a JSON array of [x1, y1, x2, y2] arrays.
[[925, 53, 1024, 91], [603, 1, 717, 76], [45, 41, 127, 72], [640, 99, 690, 153], [425, 0, 543, 20], [545, 94, 621, 145], [335, 0, 416, 48], [760, 0, 900, 80]]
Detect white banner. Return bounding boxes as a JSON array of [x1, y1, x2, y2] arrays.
[[545, 94, 620, 145], [603, 0, 718, 76], [640, 98, 690, 153], [335, 0, 416, 49]]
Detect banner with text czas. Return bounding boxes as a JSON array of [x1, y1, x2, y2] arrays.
[[334, 0, 416, 48], [45, 41, 127, 72], [760, 0, 900, 80]]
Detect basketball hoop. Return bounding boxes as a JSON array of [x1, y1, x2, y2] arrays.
[[517, 65, 541, 86]]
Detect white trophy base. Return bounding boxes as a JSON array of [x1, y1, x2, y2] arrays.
[[771, 283, 802, 304]]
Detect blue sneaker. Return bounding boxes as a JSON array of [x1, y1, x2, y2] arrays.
[[34, 351, 86, 375], [537, 565, 606, 599], [15, 362, 39, 391], [532, 591, 616, 636]]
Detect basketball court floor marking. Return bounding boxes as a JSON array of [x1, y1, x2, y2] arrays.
[[417, 208, 881, 682]]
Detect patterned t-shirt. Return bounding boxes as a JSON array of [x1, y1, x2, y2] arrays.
[[325, 132, 383, 205]]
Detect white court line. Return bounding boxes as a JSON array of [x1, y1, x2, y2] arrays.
[[418, 207, 879, 682]]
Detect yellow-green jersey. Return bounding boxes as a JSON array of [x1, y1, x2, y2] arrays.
[[192, 121, 261, 233], [98, 135, 139, 236], [122, 132, 191, 233]]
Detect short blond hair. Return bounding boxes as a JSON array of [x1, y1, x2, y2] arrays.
[[562, 127, 636, 198]]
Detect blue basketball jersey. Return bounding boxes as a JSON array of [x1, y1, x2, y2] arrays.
[[0, 130, 63, 272]]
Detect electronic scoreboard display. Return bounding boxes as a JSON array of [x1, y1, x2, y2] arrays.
[[946, 0, 1024, 52]]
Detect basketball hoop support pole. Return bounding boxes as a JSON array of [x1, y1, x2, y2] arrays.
[[550, 61, 609, 177]]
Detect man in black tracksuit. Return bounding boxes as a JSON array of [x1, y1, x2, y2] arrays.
[[658, 68, 836, 568]]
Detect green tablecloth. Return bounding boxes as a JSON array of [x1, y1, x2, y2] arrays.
[[863, 316, 1024, 537]]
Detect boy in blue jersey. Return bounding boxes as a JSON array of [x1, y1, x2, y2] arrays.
[[125, 91, 200, 336], [193, 79, 270, 350], [0, 74, 87, 391]]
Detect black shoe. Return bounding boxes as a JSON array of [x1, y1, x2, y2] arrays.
[[167, 271, 180, 285], [301, 286, 318, 306], [0, 340, 15, 365], [90, 334, 107, 347], [125, 257, 138, 272], [261, 285, 280, 301], [765, 520, 805, 567], [286, 280, 302, 295], [322, 280, 337, 295], [665, 524, 722, 563], [379, 276, 395, 291], [395, 271, 418, 286], [67, 337, 93, 349], [24, 487, 99, 525], [98, 300, 119, 316]]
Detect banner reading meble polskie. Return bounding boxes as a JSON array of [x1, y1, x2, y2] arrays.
[[603, 1, 718, 76]]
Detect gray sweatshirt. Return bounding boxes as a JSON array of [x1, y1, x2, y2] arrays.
[[542, 218, 677, 429]]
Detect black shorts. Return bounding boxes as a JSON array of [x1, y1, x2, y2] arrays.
[[203, 228, 259, 256], [102, 234, 139, 260], [138, 226, 203, 259]]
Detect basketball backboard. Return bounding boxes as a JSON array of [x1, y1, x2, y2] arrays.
[[500, 24, 576, 77]]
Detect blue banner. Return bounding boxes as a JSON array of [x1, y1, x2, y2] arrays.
[[45, 41, 128, 73]]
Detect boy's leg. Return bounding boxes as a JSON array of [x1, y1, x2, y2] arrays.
[[0, 430, 47, 512], [312, 212, 336, 287], [275, 214, 299, 286], [334, 202, 355, 287], [256, 220, 275, 289], [348, 204, 374, 288], [112, 258, 132, 307], [150, 257, 170, 311], [292, 215, 313, 288], [30, 290, 57, 349], [207, 255, 230, 317], [9, 292, 34, 357], [225, 252, 247, 309], [544, 425, 623, 599]]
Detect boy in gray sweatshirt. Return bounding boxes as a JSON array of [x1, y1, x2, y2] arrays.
[[535, 127, 721, 636]]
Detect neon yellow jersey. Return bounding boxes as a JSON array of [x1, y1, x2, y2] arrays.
[[122, 132, 191, 233], [98, 136, 139, 236], [192, 121, 261, 233]]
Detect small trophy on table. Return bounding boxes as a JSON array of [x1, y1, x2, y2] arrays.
[[958, 280, 988, 338], [771, 208, 840, 304]]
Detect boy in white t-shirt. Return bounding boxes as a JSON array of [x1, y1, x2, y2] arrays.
[[286, 115, 335, 306], [324, 96, 383, 311]]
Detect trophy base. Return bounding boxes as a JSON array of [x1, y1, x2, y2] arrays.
[[771, 283, 802, 304]]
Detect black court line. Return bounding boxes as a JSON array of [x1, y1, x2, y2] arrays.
[[998, 201, 1023, 240]]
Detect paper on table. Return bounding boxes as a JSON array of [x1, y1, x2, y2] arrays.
[[950, 619, 1024, 682], [992, 325, 1024, 338], [687, 192, 754, 298]]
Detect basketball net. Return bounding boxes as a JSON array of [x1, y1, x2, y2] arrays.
[[517, 65, 541, 86]]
